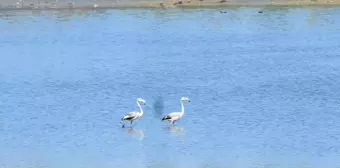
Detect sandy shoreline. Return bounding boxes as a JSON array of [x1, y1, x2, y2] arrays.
[[0, 0, 340, 10]]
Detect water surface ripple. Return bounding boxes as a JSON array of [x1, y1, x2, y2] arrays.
[[1, 7, 340, 168]]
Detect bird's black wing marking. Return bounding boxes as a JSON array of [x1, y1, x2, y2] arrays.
[[122, 116, 135, 121], [161, 115, 172, 120]]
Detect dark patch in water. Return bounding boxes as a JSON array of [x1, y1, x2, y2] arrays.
[[152, 95, 164, 118]]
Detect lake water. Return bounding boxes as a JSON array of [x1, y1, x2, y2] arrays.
[[1, 7, 340, 168]]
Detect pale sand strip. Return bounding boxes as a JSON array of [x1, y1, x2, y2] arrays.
[[0, 0, 339, 10]]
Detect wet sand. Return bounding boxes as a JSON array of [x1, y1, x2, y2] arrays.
[[0, 0, 340, 10]]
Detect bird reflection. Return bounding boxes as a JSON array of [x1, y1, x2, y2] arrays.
[[123, 127, 144, 141], [168, 125, 184, 134], [164, 126, 185, 143]]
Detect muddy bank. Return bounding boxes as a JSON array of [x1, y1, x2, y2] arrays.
[[0, 0, 340, 10]]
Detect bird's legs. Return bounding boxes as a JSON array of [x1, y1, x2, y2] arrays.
[[130, 120, 136, 127], [170, 120, 176, 126], [121, 120, 133, 128]]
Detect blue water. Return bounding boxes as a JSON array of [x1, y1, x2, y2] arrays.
[[1, 7, 340, 168]]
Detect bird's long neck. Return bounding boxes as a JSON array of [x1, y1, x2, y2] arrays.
[[180, 100, 184, 117], [137, 101, 143, 116]]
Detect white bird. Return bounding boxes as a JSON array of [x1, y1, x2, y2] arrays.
[[121, 98, 146, 128], [161, 97, 190, 125]]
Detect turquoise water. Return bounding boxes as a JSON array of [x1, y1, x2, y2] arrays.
[[1, 7, 340, 168]]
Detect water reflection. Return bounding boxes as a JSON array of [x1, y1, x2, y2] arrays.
[[123, 127, 144, 141], [55, 10, 86, 21], [165, 126, 185, 143], [255, 7, 291, 31], [167, 125, 184, 134], [307, 8, 321, 26]]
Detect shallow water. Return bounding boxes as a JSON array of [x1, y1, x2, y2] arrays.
[[1, 7, 340, 168]]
